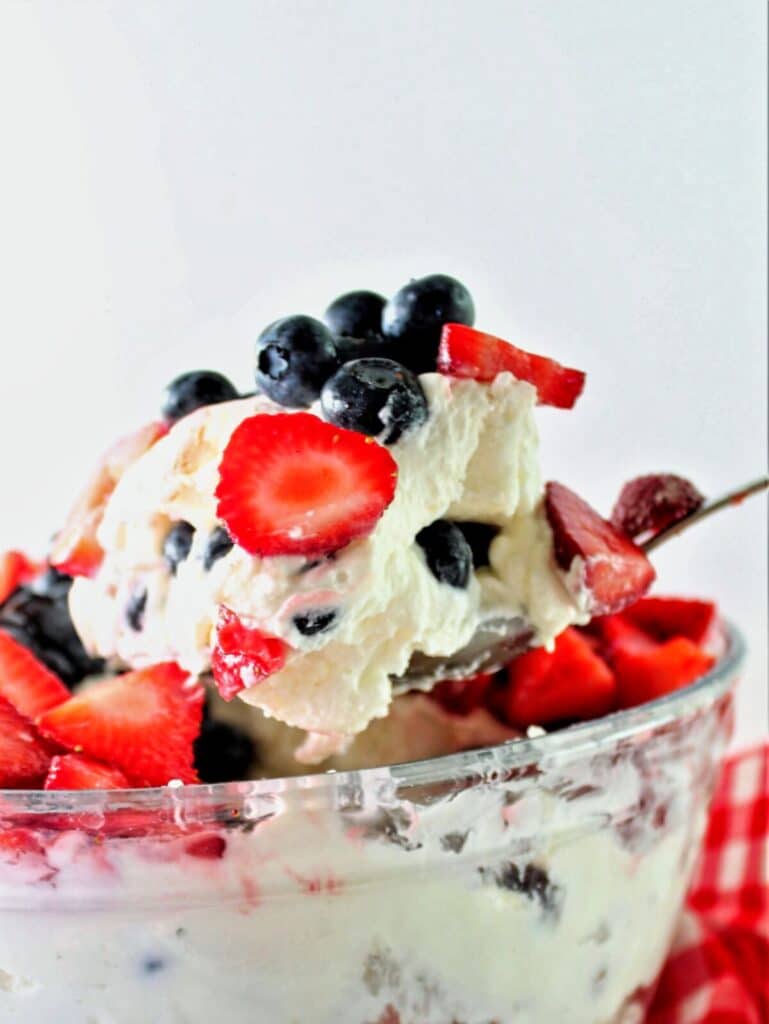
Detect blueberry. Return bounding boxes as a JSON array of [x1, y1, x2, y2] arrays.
[[381, 274, 475, 373], [30, 566, 72, 599], [415, 520, 472, 588], [203, 526, 234, 570], [324, 290, 385, 339], [479, 862, 562, 916], [255, 315, 340, 408], [454, 522, 500, 569], [125, 588, 147, 632], [293, 609, 338, 636], [320, 358, 428, 445], [194, 719, 257, 783], [161, 371, 239, 423], [162, 521, 195, 574]]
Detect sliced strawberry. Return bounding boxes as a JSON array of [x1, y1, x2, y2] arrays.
[[50, 420, 168, 578], [436, 323, 586, 409], [36, 662, 203, 787], [610, 474, 704, 542], [0, 551, 42, 605], [44, 753, 132, 791], [0, 697, 54, 788], [588, 613, 658, 663], [545, 481, 656, 615], [0, 629, 70, 720], [505, 627, 617, 728], [623, 597, 717, 645], [211, 606, 288, 700], [431, 673, 495, 716], [216, 412, 398, 557], [613, 638, 715, 710]]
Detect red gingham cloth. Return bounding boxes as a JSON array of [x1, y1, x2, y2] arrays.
[[647, 743, 769, 1024]]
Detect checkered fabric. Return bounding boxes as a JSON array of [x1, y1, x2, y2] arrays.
[[647, 743, 768, 1023]]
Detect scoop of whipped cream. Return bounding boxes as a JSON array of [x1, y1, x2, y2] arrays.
[[69, 372, 584, 758]]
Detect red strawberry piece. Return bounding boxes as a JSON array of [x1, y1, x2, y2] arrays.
[[0, 551, 42, 605], [436, 324, 586, 409], [0, 696, 54, 787], [610, 473, 704, 542], [0, 828, 46, 861], [545, 481, 656, 615], [36, 662, 204, 787], [0, 629, 70, 720], [216, 412, 398, 557], [50, 420, 168, 578], [613, 638, 716, 710], [44, 753, 132, 791], [211, 606, 288, 701], [588, 613, 658, 663], [623, 597, 717, 645], [505, 627, 617, 728], [431, 673, 495, 716], [185, 833, 227, 859]]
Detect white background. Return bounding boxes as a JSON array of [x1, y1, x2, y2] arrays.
[[0, 1, 766, 745]]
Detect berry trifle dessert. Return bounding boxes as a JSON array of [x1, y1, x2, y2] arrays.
[[0, 275, 747, 1023]]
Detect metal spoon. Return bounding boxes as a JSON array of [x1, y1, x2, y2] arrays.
[[392, 475, 769, 691]]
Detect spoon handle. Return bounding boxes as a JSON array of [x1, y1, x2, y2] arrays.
[[642, 475, 769, 554]]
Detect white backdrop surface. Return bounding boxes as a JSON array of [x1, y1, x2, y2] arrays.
[[0, 1, 766, 744]]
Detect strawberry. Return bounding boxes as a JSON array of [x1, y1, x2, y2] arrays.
[[0, 551, 42, 605], [610, 473, 704, 542], [431, 673, 495, 716], [215, 412, 398, 557], [0, 828, 45, 861], [613, 638, 715, 710], [544, 481, 656, 615], [50, 420, 168, 578], [44, 753, 132, 791], [36, 662, 204, 787], [0, 697, 54, 787], [436, 323, 586, 409], [587, 613, 657, 662], [622, 597, 717, 645], [0, 629, 70, 720], [211, 606, 288, 700], [505, 627, 617, 728]]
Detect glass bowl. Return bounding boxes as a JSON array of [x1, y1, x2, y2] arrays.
[[0, 623, 744, 1024]]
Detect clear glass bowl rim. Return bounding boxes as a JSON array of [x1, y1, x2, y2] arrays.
[[0, 620, 745, 816]]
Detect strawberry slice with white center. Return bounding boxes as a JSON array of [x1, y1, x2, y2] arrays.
[[437, 324, 586, 409], [36, 662, 204, 787], [44, 753, 132, 791], [50, 420, 168, 578], [215, 412, 398, 557], [211, 606, 289, 700], [0, 629, 71, 721], [545, 481, 656, 616], [0, 697, 54, 788], [0, 550, 42, 605]]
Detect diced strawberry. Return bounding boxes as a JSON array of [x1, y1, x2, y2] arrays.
[[0, 828, 45, 861], [436, 324, 586, 409], [50, 420, 168, 578], [623, 597, 718, 645], [545, 481, 656, 615], [36, 662, 204, 787], [588, 613, 658, 663], [613, 638, 716, 710], [610, 474, 704, 542], [431, 673, 495, 716], [0, 630, 71, 720], [44, 753, 132, 791], [0, 697, 54, 788], [0, 551, 42, 605], [184, 833, 227, 859], [504, 627, 617, 728], [215, 412, 398, 557], [211, 606, 288, 700]]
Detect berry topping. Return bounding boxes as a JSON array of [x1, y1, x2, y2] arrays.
[[125, 588, 148, 632], [36, 662, 204, 787], [0, 630, 69, 720], [431, 672, 494, 716], [453, 522, 500, 569], [0, 551, 41, 605], [623, 596, 717, 645], [544, 481, 656, 615], [415, 520, 473, 588], [320, 358, 428, 445], [610, 473, 705, 542], [194, 718, 257, 783], [202, 526, 234, 570], [211, 606, 288, 701], [44, 753, 132, 791], [50, 420, 167, 578], [216, 412, 398, 557], [0, 697, 54, 788], [504, 627, 617, 728], [324, 290, 386, 339], [162, 521, 195, 574], [381, 274, 475, 373], [161, 371, 238, 424], [612, 638, 715, 710], [255, 315, 340, 409], [437, 324, 586, 410], [293, 609, 338, 636]]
